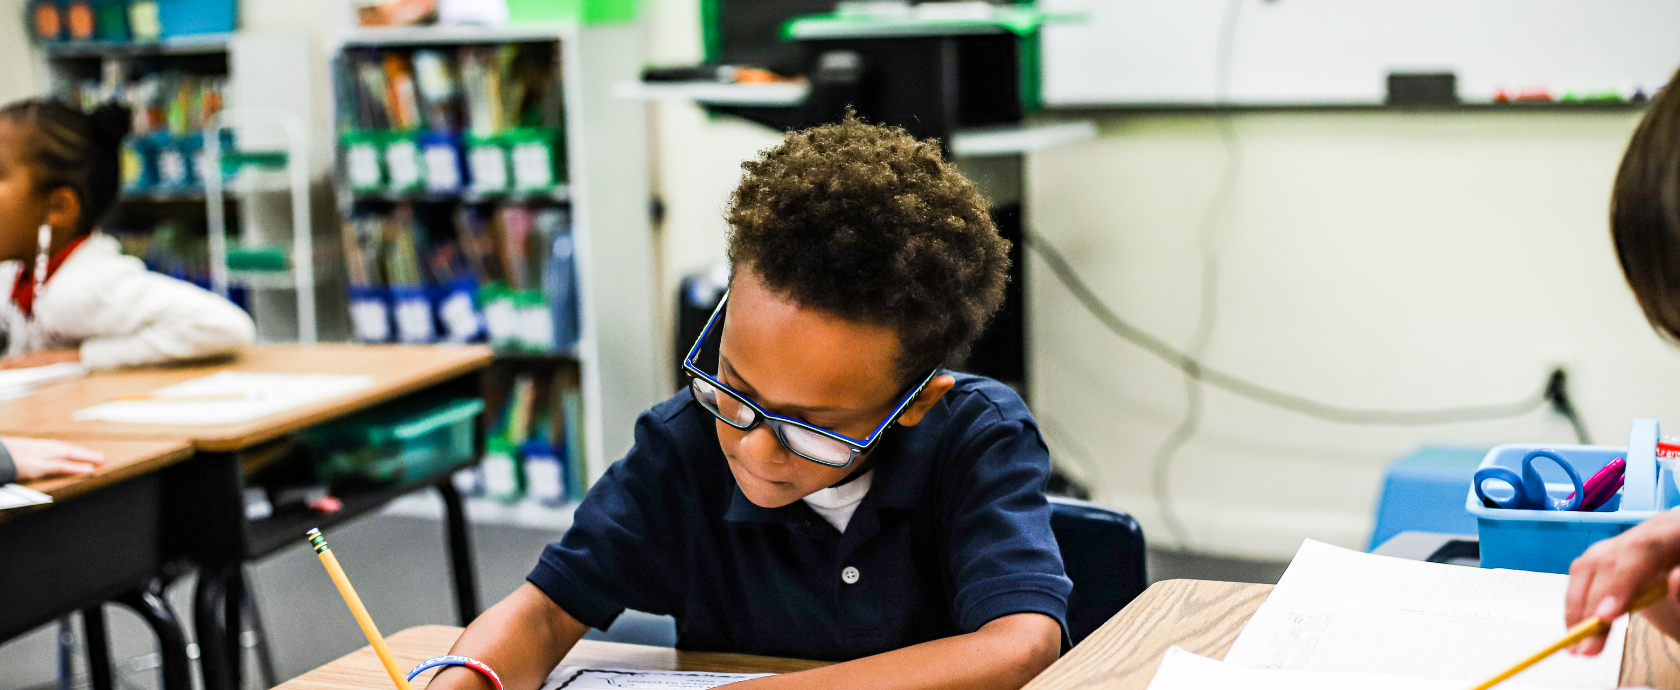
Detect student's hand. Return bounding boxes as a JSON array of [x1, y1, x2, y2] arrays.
[[3, 436, 106, 480], [0, 348, 80, 369], [1565, 510, 1680, 656]]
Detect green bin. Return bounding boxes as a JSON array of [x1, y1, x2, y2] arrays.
[[304, 397, 485, 488]]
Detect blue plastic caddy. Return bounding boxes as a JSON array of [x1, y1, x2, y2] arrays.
[[1467, 419, 1669, 573]]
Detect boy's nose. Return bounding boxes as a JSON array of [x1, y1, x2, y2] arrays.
[[741, 424, 788, 465]]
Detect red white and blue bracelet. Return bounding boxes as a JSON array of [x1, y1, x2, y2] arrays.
[[408, 655, 504, 690]]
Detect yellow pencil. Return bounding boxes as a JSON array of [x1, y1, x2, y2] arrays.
[[306, 528, 415, 690], [111, 393, 251, 403], [1468, 582, 1669, 690]]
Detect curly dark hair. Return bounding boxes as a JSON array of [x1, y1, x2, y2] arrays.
[[726, 114, 1011, 382]]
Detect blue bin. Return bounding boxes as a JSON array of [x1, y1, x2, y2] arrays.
[[1467, 419, 1666, 573], [1369, 446, 1488, 550], [156, 0, 235, 36]]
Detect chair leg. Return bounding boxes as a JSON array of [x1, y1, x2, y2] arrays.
[[57, 617, 75, 690], [239, 569, 280, 689], [81, 605, 114, 690], [223, 567, 246, 689], [437, 480, 480, 624], [114, 584, 194, 690], [195, 563, 239, 690]]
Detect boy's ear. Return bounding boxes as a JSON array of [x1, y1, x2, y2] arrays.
[[895, 374, 956, 427], [44, 187, 80, 235]]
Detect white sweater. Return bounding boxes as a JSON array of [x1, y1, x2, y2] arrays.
[[0, 233, 255, 370]]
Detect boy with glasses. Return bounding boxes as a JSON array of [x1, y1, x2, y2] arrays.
[[428, 114, 1070, 690]]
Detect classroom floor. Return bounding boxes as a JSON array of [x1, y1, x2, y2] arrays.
[[0, 511, 1290, 690]]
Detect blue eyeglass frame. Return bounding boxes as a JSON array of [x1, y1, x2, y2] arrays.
[[682, 292, 938, 469]]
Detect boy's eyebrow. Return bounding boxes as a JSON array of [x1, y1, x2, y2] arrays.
[[718, 356, 848, 415]]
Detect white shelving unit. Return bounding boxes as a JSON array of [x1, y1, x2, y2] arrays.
[[332, 23, 663, 493], [35, 33, 336, 344]]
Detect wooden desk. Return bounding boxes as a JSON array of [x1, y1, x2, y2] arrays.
[[1022, 579, 1680, 690], [0, 344, 493, 690], [278, 626, 829, 690], [0, 344, 492, 451], [0, 438, 199, 690]]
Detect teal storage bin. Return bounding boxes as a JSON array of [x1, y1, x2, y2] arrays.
[[304, 397, 485, 488], [1467, 419, 1666, 573]]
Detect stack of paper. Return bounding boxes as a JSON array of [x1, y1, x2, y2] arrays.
[[1149, 646, 1566, 690], [1144, 539, 1626, 690], [0, 483, 52, 510], [0, 363, 84, 401], [542, 667, 771, 690], [73, 372, 375, 425]]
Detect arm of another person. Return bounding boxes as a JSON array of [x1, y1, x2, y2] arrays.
[[44, 252, 254, 369], [0, 436, 106, 482], [1566, 510, 1680, 655]]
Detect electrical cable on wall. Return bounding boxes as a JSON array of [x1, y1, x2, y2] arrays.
[[1028, 232, 1590, 545], [1030, 0, 1592, 549], [1147, 0, 1247, 548]]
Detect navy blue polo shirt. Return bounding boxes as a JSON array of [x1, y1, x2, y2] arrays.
[[526, 372, 1071, 661]]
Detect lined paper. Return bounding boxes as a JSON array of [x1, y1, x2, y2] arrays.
[[543, 667, 771, 690], [1224, 540, 1624, 689], [1148, 646, 1580, 690]]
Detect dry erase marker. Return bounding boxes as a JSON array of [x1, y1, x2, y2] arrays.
[[307, 528, 414, 690]]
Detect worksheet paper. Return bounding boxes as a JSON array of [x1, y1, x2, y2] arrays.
[[0, 362, 84, 401], [72, 372, 375, 425], [1147, 646, 1572, 690], [0, 483, 52, 510], [1223, 539, 1626, 689], [542, 667, 771, 689]]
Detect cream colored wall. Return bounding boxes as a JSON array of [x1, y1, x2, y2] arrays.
[[1026, 110, 1675, 558], [0, 0, 41, 102]]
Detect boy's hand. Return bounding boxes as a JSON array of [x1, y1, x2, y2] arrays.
[[430, 583, 589, 690], [1566, 511, 1680, 656], [732, 612, 1060, 690], [4, 436, 105, 480], [0, 348, 79, 369]]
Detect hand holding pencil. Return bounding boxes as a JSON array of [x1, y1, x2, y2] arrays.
[[1564, 511, 1680, 657]]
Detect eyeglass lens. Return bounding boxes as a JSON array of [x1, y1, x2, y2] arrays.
[[690, 377, 855, 465]]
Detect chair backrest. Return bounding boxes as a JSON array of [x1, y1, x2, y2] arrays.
[[1049, 496, 1148, 645]]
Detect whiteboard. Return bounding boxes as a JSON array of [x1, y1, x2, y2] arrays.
[[1039, 0, 1680, 107]]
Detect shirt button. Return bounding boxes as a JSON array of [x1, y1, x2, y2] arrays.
[[841, 566, 860, 585]]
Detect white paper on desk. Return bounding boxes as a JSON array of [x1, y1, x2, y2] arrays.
[[1147, 646, 1575, 690], [542, 666, 772, 690], [71, 372, 375, 425], [0, 363, 84, 400], [0, 483, 52, 509], [1223, 539, 1625, 689]]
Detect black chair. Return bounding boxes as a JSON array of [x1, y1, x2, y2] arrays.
[[1049, 496, 1148, 645]]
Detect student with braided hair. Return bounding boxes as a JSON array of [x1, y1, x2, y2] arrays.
[[0, 98, 252, 370]]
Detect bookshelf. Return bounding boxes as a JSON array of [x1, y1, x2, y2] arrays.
[[36, 33, 332, 344], [329, 23, 662, 501]]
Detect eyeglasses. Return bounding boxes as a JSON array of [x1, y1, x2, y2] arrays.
[[682, 292, 937, 469]]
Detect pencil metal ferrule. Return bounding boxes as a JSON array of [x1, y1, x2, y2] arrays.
[[307, 528, 329, 553]]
